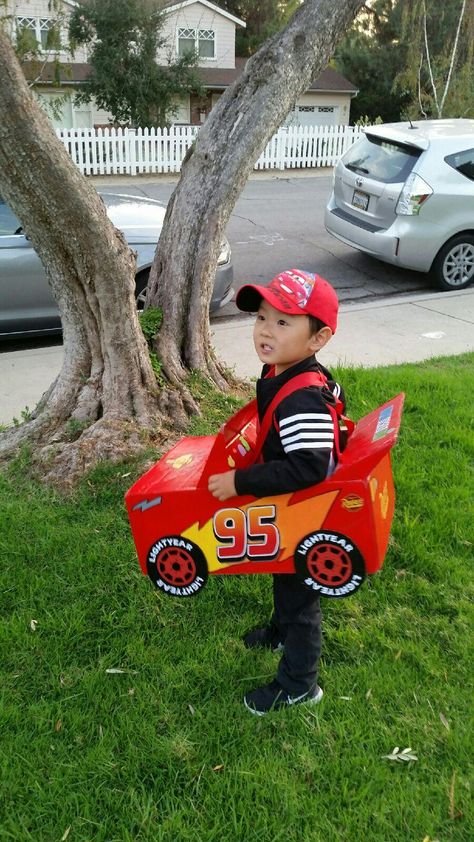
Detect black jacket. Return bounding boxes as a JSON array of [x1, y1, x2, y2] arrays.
[[234, 355, 345, 498]]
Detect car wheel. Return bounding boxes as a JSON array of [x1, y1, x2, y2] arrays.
[[135, 269, 150, 312], [432, 235, 474, 291], [294, 531, 365, 599], [146, 536, 208, 597]]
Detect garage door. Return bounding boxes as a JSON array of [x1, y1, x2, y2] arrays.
[[297, 106, 338, 127]]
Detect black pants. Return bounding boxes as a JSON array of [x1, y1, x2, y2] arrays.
[[270, 573, 322, 695]]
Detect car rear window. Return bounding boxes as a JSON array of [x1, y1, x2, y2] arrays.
[[342, 134, 421, 184], [445, 148, 474, 182]]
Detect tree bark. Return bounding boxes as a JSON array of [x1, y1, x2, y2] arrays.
[[147, 0, 365, 391], [0, 29, 160, 487]]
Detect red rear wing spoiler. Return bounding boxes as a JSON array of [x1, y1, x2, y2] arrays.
[[335, 393, 405, 479]]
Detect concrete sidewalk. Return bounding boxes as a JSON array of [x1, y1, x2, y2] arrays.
[[212, 288, 474, 379], [1, 288, 473, 426]]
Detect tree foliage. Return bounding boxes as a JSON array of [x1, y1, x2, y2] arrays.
[[68, 0, 202, 126], [334, 0, 474, 123], [219, 0, 300, 55], [395, 0, 474, 118], [333, 0, 410, 123]]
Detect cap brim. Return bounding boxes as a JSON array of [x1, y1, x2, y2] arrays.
[[235, 284, 264, 312]]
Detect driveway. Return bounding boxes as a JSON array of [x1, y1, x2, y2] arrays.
[[91, 170, 433, 320]]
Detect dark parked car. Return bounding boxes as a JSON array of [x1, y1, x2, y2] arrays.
[[0, 191, 234, 339]]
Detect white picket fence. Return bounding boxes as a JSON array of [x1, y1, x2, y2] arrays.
[[56, 124, 363, 177]]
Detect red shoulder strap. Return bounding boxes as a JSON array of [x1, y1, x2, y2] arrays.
[[253, 371, 327, 460]]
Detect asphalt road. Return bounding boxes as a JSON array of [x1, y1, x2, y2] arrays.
[[1, 172, 434, 354], [96, 171, 433, 321]]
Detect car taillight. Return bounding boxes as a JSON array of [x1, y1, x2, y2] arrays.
[[396, 173, 433, 215]]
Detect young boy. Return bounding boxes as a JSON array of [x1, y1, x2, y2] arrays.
[[208, 269, 345, 716]]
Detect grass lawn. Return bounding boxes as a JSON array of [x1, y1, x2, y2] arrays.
[[0, 354, 472, 842]]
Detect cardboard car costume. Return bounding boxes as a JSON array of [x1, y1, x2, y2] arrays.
[[126, 391, 404, 600]]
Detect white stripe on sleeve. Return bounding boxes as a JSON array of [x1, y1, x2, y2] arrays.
[[279, 413, 331, 427], [279, 410, 335, 456], [284, 441, 333, 453]]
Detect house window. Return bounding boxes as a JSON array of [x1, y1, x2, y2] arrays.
[[178, 27, 215, 59], [16, 17, 61, 51], [298, 107, 315, 113], [197, 30, 215, 58], [318, 107, 335, 113]]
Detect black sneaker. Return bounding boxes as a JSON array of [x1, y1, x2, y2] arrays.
[[244, 679, 323, 716], [243, 626, 284, 653]]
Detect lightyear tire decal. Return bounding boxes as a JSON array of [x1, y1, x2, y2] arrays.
[[146, 535, 208, 597], [294, 530, 365, 599]]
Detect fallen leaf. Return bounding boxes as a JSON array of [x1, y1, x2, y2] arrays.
[[188, 703, 195, 715], [382, 746, 418, 763], [365, 688, 372, 700], [439, 712, 450, 731], [55, 719, 62, 732], [395, 569, 407, 578], [121, 472, 131, 478], [394, 650, 402, 660], [128, 688, 135, 696], [339, 696, 352, 701], [212, 764, 224, 772], [61, 828, 71, 841], [30, 619, 38, 632], [105, 668, 138, 674]]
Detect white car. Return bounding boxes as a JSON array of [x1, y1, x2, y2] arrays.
[[325, 119, 474, 291]]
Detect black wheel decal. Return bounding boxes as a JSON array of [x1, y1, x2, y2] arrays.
[[146, 536, 208, 597], [294, 531, 365, 599]]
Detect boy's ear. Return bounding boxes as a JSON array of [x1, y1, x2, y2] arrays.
[[310, 326, 333, 352]]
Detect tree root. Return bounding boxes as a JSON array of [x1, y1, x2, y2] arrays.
[[0, 343, 247, 490], [31, 416, 167, 491]]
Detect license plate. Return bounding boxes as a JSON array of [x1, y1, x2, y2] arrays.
[[352, 189, 369, 211]]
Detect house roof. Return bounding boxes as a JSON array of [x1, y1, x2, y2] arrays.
[[193, 59, 358, 95], [23, 58, 357, 96], [162, 0, 246, 28]]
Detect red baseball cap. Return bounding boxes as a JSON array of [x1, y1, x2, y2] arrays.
[[236, 269, 338, 333]]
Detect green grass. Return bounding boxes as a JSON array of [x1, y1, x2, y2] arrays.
[[1, 354, 473, 842]]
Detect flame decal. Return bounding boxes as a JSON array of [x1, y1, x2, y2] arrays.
[[182, 491, 338, 572]]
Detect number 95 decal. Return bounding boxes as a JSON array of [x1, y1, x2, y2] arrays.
[[213, 505, 280, 562]]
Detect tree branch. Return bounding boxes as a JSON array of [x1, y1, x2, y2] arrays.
[[422, 0, 440, 116], [440, 0, 467, 116]]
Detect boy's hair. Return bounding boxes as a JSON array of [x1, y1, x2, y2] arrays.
[[308, 315, 327, 335], [236, 269, 339, 334]]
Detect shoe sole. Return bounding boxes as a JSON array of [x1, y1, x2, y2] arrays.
[[243, 686, 323, 716]]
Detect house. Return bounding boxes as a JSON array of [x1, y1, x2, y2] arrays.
[[4, 0, 358, 129]]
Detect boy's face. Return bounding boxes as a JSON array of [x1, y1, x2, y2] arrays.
[[253, 299, 332, 375]]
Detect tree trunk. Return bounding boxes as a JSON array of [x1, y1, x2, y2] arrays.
[[0, 0, 364, 486], [147, 0, 365, 393], [0, 29, 160, 487]]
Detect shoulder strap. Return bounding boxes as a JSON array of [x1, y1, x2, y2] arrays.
[[253, 372, 327, 460]]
